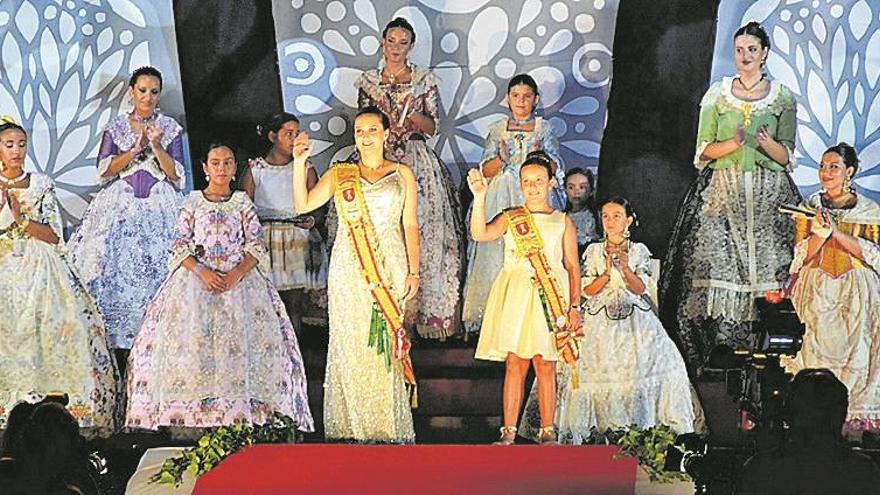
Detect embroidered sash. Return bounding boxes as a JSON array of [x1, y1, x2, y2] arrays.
[[504, 207, 580, 371], [333, 162, 417, 403]]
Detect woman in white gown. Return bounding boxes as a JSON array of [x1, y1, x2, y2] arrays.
[[782, 143, 880, 435], [0, 119, 117, 434], [523, 197, 694, 442]]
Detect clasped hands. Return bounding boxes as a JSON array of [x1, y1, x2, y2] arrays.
[[734, 123, 776, 149], [195, 264, 246, 294]]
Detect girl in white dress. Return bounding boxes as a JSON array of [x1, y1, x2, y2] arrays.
[[523, 197, 694, 442], [242, 113, 328, 331]]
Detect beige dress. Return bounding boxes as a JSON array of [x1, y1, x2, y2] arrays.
[[475, 210, 569, 361], [323, 168, 415, 442]]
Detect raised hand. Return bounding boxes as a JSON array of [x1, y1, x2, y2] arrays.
[[756, 124, 774, 148], [146, 125, 164, 148], [467, 168, 488, 197], [7, 191, 22, 222], [132, 128, 149, 155], [292, 131, 312, 163]]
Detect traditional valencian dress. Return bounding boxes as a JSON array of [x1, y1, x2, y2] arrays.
[[323, 162, 416, 443], [462, 117, 566, 334], [660, 77, 802, 373], [523, 241, 695, 442], [783, 192, 880, 433], [125, 191, 313, 431], [248, 157, 327, 291], [0, 173, 117, 434], [67, 114, 186, 351], [355, 64, 462, 339]]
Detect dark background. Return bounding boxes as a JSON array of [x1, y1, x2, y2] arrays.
[[173, 0, 721, 257]]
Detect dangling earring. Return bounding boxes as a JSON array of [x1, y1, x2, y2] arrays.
[[624, 225, 631, 239], [232, 175, 236, 182], [205, 174, 210, 182], [844, 175, 853, 193], [0, 160, 5, 172]]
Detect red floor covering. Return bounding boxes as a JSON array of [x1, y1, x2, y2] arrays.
[[193, 444, 638, 495]]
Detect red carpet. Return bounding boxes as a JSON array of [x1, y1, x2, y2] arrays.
[[193, 444, 638, 495]]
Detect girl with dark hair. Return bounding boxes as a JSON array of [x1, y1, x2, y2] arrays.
[[125, 144, 313, 432], [564, 167, 599, 254], [468, 155, 581, 445], [0, 119, 117, 435], [462, 75, 567, 334], [524, 197, 694, 442], [67, 65, 186, 373], [292, 107, 421, 443], [354, 17, 462, 340], [660, 22, 802, 374], [241, 113, 328, 331], [781, 143, 880, 436]]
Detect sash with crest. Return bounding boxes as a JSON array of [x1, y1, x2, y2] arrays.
[[334, 162, 417, 405], [504, 207, 580, 382]]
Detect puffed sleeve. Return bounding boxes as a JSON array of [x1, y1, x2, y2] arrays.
[[775, 86, 798, 170], [160, 117, 186, 190], [36, 179, 64, 242], [96, 129, 119, 186], [478, 123, 502, 170], [239, 193, 271, 275], [581, 243, 603, 290], [168, 195, 197, 271], [694, 83, 722, 169], [419, 76, 441, 137]]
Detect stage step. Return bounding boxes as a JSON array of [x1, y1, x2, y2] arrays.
[[298, 327, 511, 442]]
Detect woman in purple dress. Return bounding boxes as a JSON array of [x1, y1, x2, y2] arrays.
[[67, 66, 186, 372]]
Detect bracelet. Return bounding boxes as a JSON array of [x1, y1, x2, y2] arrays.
[[407, 272, 420, 279]]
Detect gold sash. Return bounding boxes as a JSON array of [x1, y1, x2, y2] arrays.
[[504, 207, 580, 371], [334, 162, 416, 402], [794, 217, 880, 277]]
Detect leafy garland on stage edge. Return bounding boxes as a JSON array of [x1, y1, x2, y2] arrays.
[[151, 412, 302, 487], [586, 425, 692, 483]]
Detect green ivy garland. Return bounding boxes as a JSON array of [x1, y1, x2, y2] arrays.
[[151, 412, 303, 487], [585, 425, 693, 483]]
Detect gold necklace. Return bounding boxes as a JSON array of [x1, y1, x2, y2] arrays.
[[737, 75, 765, 99], [383, 64, 408, 84], [0, 170, 26, 186]]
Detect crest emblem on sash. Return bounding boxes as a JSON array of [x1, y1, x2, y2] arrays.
[[342, 188, 355, 202], [515, 221, 530, 236]]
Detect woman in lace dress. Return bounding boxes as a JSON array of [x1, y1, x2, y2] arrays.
[[461, 74, 566, 334], [524, 198, 694, 442], [354, 17, 461, 340], [782, 143, 880, 436], [0, 119, 117, 434], [125, 144, 313, 431], [660, 22, 801, 374], [292, 107, 420, 443], [242, 112, 328, 331], [564, 167, 599, 256], [67, 66, 186, 374]]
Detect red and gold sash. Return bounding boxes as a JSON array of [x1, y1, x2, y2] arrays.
[[334, 162, 416, 404], [504, 207, 580, 371]]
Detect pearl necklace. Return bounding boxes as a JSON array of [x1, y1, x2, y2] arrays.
[[510, 114, 536, 126], [0, 170, 26, 186], [383, 64, 408, 84]]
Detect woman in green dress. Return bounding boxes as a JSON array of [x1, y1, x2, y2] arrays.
[[660, 22, 802, 374]]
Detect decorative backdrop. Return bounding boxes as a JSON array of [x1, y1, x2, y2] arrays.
[[270, 0, 620, 183], [713, 0, 880, 202], [0, 0, 189, 227]]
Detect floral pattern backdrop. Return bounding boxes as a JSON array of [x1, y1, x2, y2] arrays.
[[713, 0, 880, 202], [0, 0, 190, 228], [270, 0, 620, 183]]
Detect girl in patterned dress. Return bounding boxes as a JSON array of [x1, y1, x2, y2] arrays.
[[125, 144, 313, 431]]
